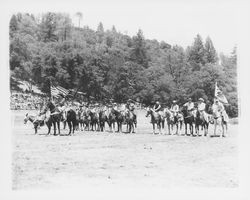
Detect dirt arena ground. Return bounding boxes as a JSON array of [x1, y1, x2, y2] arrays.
[[11, 110, 238, 190]]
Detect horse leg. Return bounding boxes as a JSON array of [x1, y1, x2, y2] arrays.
[[153, 123, 155, 135], [214, 121, 217, 136], [80, 122, 83, 131], [162, 121, 165, 135], [68, 121, 72, 135], [91, 123, 93, 131], [100, 122, 102, 132], [108, 122, 111, 132], [57, 121, 60, 135], [197, 125, 201, 136], [113, 122, 116, 133], [119, 122, 122, 133], [188, 123, 191, 136], [221, 122, 225, 137], [53, 121, 56, 136], [158, 123, 162, 135], [185, 123, 187, 135], [47, 122, 51, 135], [63, 121, 66, 129], [175, 124, 178, 135], [101, 122, 104, 132], [34, 124, 38, 134], [203, 124, 207, 136], [168, 123, 171, 135], [191, 123, 195, 136], [73, 120, 77, 134], [131, 122, 135, 133], [224, 122, 228, 136]]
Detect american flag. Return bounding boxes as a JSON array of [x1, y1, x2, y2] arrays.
[[51, 84, 69, 98], [214, 82, 228, 104]]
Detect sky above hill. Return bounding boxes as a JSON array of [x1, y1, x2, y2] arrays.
[[2, 0, 242, 55], [68, 0, 238, 55]]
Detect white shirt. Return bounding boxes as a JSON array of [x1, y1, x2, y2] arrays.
[[171, 104, 179, 113], [212, 102, 224, 113], [197, 102, 206, 111], [184, 102, 194, 110]]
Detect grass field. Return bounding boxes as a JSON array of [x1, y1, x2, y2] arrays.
[[12, 110, 238, 189]]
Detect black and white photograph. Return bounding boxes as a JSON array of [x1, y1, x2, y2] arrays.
[[1, 0, 250, 199]]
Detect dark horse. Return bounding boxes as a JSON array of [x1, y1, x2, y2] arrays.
[[113, 109, 124, 133], [124, 110, 136, 133], [41, 101, 62, 136], [181, 106, 195, 136], [89, 110, 99, 131], [194, 110, 209, 136], [65, 109, 77, 135], [99, 110, 107, 132], [107, 109, 116, 132]]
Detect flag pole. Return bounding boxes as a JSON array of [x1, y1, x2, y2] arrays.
[[50, 79, 54, 102], [214, 81, 217, 103]]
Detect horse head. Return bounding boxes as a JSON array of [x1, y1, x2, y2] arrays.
[[163, 108, 173, 120], [24, 113, 29, 124], [145, 108, 151, 117]]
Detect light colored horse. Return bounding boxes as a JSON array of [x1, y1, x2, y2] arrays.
[[212, 110, 228, 137], [146, 108, 164, 135], [24, 113, 49, 134], [163, 108, 183, 135], [163, 108, 175, 135]]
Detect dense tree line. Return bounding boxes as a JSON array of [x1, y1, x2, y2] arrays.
[[9, 12, 238, 117]]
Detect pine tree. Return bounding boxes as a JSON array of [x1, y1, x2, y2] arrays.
[[111, 25, 117, 33], [97, 22, 104, 32], [9, 15, 18, 36], [188, 34, 205, 65], [204, 36, 218, 64], [97, 22, 104, 43], [75, 12, 83, 28], [130, 29, 149, 68]]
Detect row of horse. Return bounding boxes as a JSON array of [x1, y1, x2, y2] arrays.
[[24, 107, 137, 136], [24, 102, 228, 137], [146, 106, 228, 137]]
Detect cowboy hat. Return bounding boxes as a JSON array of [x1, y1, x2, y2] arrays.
[[198, 98, 204, 102], [172, 100, 177, 103]]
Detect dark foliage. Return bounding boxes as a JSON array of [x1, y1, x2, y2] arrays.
[[9, 13, 238, 117]]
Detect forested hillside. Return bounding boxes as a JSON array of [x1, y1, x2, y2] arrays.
[[9, 12, 238, 117]]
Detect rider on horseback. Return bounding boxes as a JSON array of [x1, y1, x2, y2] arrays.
[[125, 99, 136, 121], [113, 102, 119, 111], [183, 97, 194, 116], [153, 101, 161, 113], [170, 100, 179, 123], [212, 98, 229, 123], [197, 98, 208, 121]]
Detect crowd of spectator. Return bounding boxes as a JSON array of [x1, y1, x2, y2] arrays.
[[10, 91, 45, 110]]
